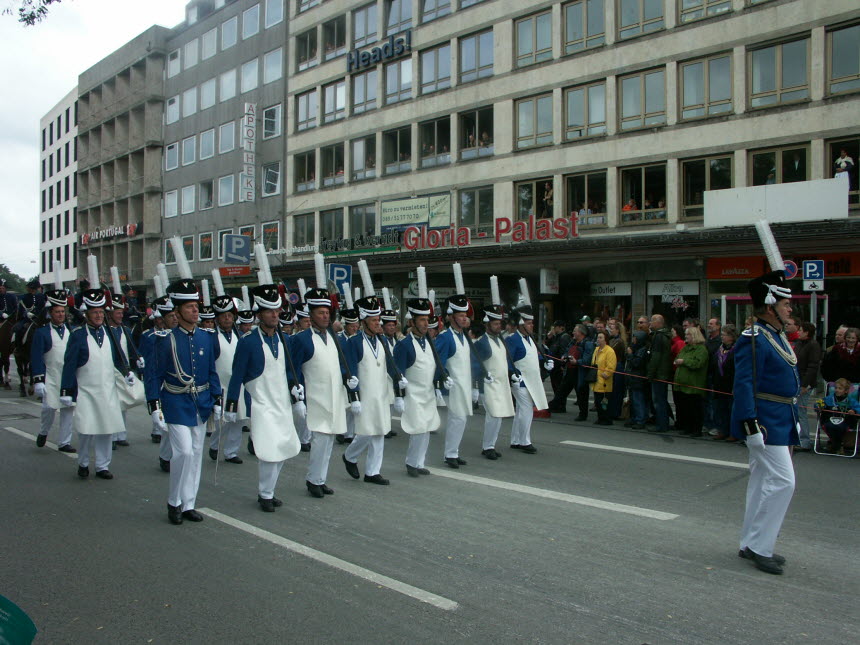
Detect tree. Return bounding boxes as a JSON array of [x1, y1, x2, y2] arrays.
[[2, 0, 62, 26], [0, 264, 28, 293]]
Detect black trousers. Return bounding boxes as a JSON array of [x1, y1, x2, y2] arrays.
[[550, 367, 578, 410], [674, 391, 704, 434]]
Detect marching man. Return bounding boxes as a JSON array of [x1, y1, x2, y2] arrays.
[[380, 286, 400, 439], [338, 286, 360, 445], [31, 262, 76, 453], [291, 279, 312, 452]]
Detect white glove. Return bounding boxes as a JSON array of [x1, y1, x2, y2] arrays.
[[435, 389, 445, 405], [292, 401, 307, 419], [746, 431, 765, 450], [60, 395, 74, 407], [224, 410, 238, 423], [443, 377, 454, 390], [213, 404, 222, 419], [346, 375, 359, 389], [0, 312, 8, 320], [291, 384, 305, 401], [393, 397, 405, 414], [136, 356, 146, 370], [510, 373, 522, 384], [483, 372, 495, 385], [34, 382, 46, 398], [398, 377, 408, 389], [350, 400, 362, 415], [151, 409, 166, 431], [472, 388, 480, 404], [125, 373, 136, 386], [544, 360, 555, 371]]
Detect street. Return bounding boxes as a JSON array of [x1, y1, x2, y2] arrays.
[[1, 388, 857, 645]]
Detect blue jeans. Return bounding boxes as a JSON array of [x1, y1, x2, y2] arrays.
[[651, 381, 670, 431], [797, 389, 812, 448], [713, 395, 733, 436], [703, 391, 715, 429], [629, 388, 647, 424]]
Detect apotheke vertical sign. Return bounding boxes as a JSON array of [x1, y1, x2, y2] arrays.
[[239, 103, 256, 202]]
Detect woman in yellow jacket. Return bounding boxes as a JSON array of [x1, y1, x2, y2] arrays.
[[591, 330, 617, 425]]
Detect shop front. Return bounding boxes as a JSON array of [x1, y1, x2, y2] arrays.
[[647, 280, 701, 326]]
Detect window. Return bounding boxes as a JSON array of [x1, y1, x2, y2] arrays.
[[220, 68, 237, 102], [202, 27, 217, 59], [516, 12, 552, 67], [297, 90, 318, 130], [241, 59, 259, 93], [619, 68, 666, 130], [181, 185, 196, 215], [219, 122, 235, 153], [200, 129, 215, 159], [564, 0, 605, 53], [385, 59, 412, 104], [64, 210, 70, 235], [263, 105, 282, 139], [421, 44, 451, 94], [262, 162, 282, 196], [64, 177, 70, 201], [829, 24, 860, 95], [262, 220, 280, 251], [64, 142, 69, 168], [565, 81, 606, 139], [239, 225, 255, 252], [386, 0, 412, 36], [323, 80, 346, 122], [297, 29, 318, 71], [618, 0, 664, 39], [352, 69, 377, 114], [299, 0, 319, 13], [167, 49, 181, 78], [681, 54, 732, 119], [164, 190, 178, 218], [681, 155, 732, 219], [199, 232, 213, 261], [320, 209, 344, 243], [166, 96, 179, 124], [459, 186, 493, 234], [41, 220, 45, 243], [165, 142, 179, 170], [353, 3, 377, 48], [64, 245, 70, 270], [41, 159, 45, 182], [620, 164, 667, 223], [460, 30, 493, 83], [322, 144, 345, 186], [516, 177, 554, 220], [750, 145, 808, 186], [293, 213, 315, 250], [516, 94, 553, 148], [829, 137, 859, 205], [263, 48, 283, 83], [222, 16, 238, 49], [218, 229, 233, 259], [184, 39, 198, 69], [420, 117, 451, 167], [182, 87, 197, 117], [265, 0, 283, 27], [181, 136, 196, 166], [200, 78, 216, 110], [422, 0, 450, 23], [218, 175, 235, 206], [352, 136, 377, 180], [243, 4, 260, 39], [323, 16, 347, 61], [199, 180, 214, 210], [679, 0, 730, 24], [749, 38, 809, 108], [383, 127, 411, 174], [461, 0, 486, 5], [295, 151, 316, 192]]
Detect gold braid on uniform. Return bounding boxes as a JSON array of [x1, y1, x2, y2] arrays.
[[761, 327, 797, 366]]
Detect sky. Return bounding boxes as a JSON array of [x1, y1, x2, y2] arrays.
[[0, 0, 187, 278]]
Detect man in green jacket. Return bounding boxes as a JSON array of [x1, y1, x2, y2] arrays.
[[647, 314, 674, 432]]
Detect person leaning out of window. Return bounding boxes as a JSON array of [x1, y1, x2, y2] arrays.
[[672, 326, 710, 437], [590, 330, 617, 426]]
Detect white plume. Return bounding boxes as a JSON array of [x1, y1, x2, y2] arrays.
[[344, 283, 354, 309], [453, 262, 465, 295], [357, 259, 374, 296], [53, 260, 62, 290], [110, 266, 122, 295], [156, 263, 170, 293], [297, 279, 307, 299], [519, 278, 531, 307], [417, 266, 428, 299], [256, 271, 265, 286], [314, 253, 327, 289], [428, 289, 436, 316], [490, 276, 500, 306], [754, 220, 784, 273], [170, 237, 193, 280], [255, 243, 272, 284], [241, 286, 250, 310], [382, 287, 393, 311], [87, 255, 99, 287], [211, 269, 225, 297], [201, 279, 211, 307], [153, 275, 165, 299], [354, 286, 361, 301]]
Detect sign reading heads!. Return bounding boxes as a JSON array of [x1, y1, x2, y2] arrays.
[[402, 214, 578, 251]]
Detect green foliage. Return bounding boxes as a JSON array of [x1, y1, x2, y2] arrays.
[[0, 264, 29, 292], [3, 0, 62, 26]]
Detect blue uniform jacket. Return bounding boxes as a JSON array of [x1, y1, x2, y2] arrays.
[[474, 332, 519, 391], [345, 332, 400, 393], [0, 292, 18, 317], [144, 326, 222, 426], [731, 321, 801, 445], [227, 329, 295, 408], [433, 328, 481, 392], [60, 325, 126, 399], [393, 333, 426, 375], [30, 323, 72, 383]]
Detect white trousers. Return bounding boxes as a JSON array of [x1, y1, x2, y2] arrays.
[[209, 420, 243, 459], [406, 432, 430, 469], [77, 434, 112, 471], [483, 414, 503, 450], [345, 435, 385, 476], [294, 409, 311, 444], [740, 438, 795, 557], [306, 432, 335, 485], [113, 411, 128, 442], [444, 412, 468, 458], [167, 419, 206, 511], [40, 402, 73, 447], [258, 460, 285, 499], [511, 385, 535, 447], [345, 409, 355, 439]]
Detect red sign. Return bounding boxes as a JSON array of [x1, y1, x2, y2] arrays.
[[707, 253, 860, 279], [219, 266, 251, 277], [401, 214, 578, 251]]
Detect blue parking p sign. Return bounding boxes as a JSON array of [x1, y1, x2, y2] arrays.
[[803, 260, 824, 281], [328, 263, 352, 294], [223, 234, 251, 265]]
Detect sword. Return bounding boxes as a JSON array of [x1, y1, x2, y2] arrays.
[[276, 328, 301, 395], [214, 410, 224, 485], [325, 326, 357, 398], [425, 333, 450, 388], [461, 331, 490, 382], [376, 334, 405, 394], [120, 325, 144, 377]]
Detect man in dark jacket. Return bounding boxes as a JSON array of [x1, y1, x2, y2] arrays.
[[794, 321, 821, 451], [647, 314, 674, 432], [546, 320, 571, 394], [624, 330, 650, 428], [547, 324, 593, 420]]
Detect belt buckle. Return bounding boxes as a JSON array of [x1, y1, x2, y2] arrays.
[[792, 396, 797, 405]]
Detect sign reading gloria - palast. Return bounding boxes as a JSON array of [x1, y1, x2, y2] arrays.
[[347, 31, 412, 73]]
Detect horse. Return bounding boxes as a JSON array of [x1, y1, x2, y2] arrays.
[[0, 312, 19, 390], [12, 316, 40, 397]]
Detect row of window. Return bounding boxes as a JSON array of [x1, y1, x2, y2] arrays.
[[40, 174, 77, 213], [165, 50, 283, 125], [163, 223, 280, 265], [167, 0, 284, 79], [41, 139, 77, 182], [163, 162, 282, 218], [41, 243, 76, 274], [40, 102, 76, 152], [41, 209, 75, 244]]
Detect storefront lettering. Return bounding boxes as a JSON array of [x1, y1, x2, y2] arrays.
[[347, 32, 412, 73], [403, 225, 471, 251], [320, 231, 401, 253], [80, 222, 141, 246], [495, 215, 578, 243]]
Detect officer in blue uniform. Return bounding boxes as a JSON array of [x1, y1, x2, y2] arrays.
[[0, 278, 19, 320], [731, 270, 799, 575], [18, 279, 46, 321], [139, 296, 177, 468]]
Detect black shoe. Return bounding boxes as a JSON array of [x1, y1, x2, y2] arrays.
[[225, 456, 243, 464], [482, 449, 498, 460], [493, 449, 502, 458], [112, 441, 117, 451], [510, 444, 522, 450], [385, 430, 397, 438], [247, 437, 255, 456], [574, 415, 588, 422], [242, 425, 251, 433], [182, 509, 203, 522], [209, 448, 218, 461], [444, 457, 459, 469], [336, 434, 346, 444], [520, 444, 537, 454], [36, 434, 47, 447], [77, 465, 89, 478], [742, 548, 784, 574], [258, 497, 275, 512], [364, 474, 390, 485], [151, 433, 161, 443], [206, 432, 212, 437], [456, 457, 467, 465], [343, 454, 360, 479], [631, 424, 646, 430], [115, 440, 130, 447], [547, 405, 566, 413], [344, 437, 354, 444], [417, 468, 430, 475], [95, 470, 114, 480], [300, 442, 311, 452], [270, 496, 283, 507], [167, 504, 183, 525], [739, 547, 785, 566], [320, 484, 334, 495], [159, 457, 171, 473], [58, 444, 77, 453], [406, 465, 420, 477], [306, 481, 324, 498]]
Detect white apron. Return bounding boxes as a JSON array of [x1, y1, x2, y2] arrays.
[[401, 334, 441, 435], [244, 329, 300, 462], [356, 334, 390, 436], [513, 332, 548, 410], [442, 330, 473, 417], [304, 330, 348, 435], [482, 334, 515, 418], [43, 325, 68, 410], [216, 330, 248, 420], [112, 326, 145, 411], [74, 330, 123, 435]]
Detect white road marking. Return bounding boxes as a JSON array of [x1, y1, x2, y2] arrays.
[[3, 426, 77, 458], [560, 440, 749, 470], [0, 399, 19, 405], [199, 507, 459, 611], [426, 468, 678, 521]]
